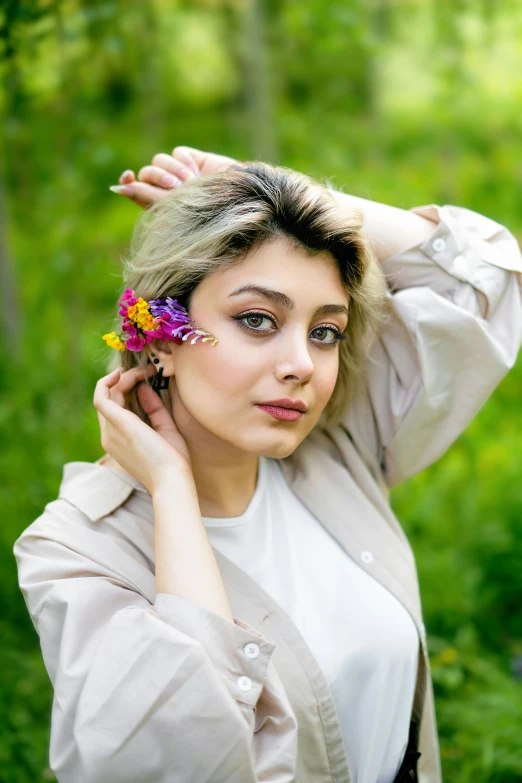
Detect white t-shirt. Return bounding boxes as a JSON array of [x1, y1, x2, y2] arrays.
[[202, 455, 420, 783]]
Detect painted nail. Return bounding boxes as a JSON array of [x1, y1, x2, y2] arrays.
[[177, 154, 200, 176], [119, 170, 133, 183], [177, 167, 194, 181], [109, 185, 134, 196], [161, 174, 181, 188]]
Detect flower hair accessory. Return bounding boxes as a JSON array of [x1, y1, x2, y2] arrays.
[[102, 288, 218, 352]]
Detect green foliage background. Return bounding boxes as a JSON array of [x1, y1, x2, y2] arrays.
[[1, 1, 522, 781]]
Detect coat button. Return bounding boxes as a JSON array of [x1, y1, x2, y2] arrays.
[[243, 642, 260, 659], [432, 237, 446, 252], [361, 550, 373, 564], [237, 675, 252, 691]]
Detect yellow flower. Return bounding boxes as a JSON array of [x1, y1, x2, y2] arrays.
[[431, 647, 459, 668], [439, 647, 459, 665], [128, 298, 152, 327], [103, 331, 126, 351]]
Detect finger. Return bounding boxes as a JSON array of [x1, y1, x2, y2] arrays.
[[138, 164, 183, 189], [119, 169, 136, 184], [109, 364, 156, 406], [93, 369, 130, 427], [151, 152, 199, 181], [95, 401, 107, 444], [172, 146, 208, 174], [113, 181, 170, 209], [93, 367, 149, 424], [137, 382, 178, 433]]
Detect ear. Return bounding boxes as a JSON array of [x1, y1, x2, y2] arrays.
[[144, 340, 176, 377]]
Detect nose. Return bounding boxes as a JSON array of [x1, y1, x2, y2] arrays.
[[274, 330, 315, 383]]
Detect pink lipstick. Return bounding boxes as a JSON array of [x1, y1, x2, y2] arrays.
[[255, 405, 304, 421]]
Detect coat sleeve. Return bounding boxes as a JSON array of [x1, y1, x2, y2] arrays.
[[13, 499, 298, 783], [340, 203, 522, 489]]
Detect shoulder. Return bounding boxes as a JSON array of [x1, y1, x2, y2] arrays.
[[57, 457, 149, 522], [13, 458, 156, 605], [14, 457, 151, 560]]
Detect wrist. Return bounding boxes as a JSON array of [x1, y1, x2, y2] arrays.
[[151, 465, 196, 497]]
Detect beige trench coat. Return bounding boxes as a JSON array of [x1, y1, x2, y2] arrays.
[[14, 204, 522, 783]]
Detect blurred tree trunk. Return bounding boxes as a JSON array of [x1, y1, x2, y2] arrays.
[[369, 0, 391, 116], [137, 0, 165, 142], [0, 2, 24, 354], [434, 0, 467, 203], [241, 0, 278, 163], [0, 172, 21, 355]]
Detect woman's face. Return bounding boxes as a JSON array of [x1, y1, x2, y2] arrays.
[[164, 236, 349, 460]]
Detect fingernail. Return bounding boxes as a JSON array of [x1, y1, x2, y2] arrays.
[[177, 154, 199, 176], [119, 170, 133, 183], [109, 185, 134, 196], [161, 174, 182, 188], [177, 167, 194, 181]]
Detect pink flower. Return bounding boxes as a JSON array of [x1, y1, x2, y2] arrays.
[[122, 321, 137, 337], [125, 335, 147, 351], [119, 288, 138, 309]]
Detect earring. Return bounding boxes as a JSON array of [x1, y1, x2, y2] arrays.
[[151, 365, 169, 391]]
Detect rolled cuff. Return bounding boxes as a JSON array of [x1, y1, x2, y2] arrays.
[[410, 203, 522, 317], [154, 592, 276, 707]]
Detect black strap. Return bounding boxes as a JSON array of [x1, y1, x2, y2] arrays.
[[392, 719, 421, 782], [393, 634, 429, 782]]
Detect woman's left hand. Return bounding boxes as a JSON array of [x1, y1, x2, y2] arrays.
[[110, 145, 239, 210]]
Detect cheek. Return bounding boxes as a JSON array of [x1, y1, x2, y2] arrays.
[[178, 341, 260, 408], [316, 357, 340, 402]]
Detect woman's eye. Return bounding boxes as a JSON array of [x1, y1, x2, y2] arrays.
[[312, 326, 340, 345], [233, 312, 344, 346], [243, 313, 273, 330]]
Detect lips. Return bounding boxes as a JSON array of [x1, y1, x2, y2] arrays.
[[257, 398, 308, 413], [255, 405, 304, 422]]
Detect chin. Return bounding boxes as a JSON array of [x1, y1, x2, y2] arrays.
[[257, 436, 304, 460]]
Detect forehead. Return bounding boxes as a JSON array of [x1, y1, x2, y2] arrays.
[[195, 236, 348, 304]]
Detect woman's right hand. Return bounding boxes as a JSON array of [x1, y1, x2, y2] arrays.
[[111, 146, 239, 209], [93, 365, 194, 494]]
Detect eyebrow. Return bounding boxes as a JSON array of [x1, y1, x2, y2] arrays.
[[227, 285, 349, 319]]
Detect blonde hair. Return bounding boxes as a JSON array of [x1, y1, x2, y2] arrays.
[[106, 161, 390, 431]]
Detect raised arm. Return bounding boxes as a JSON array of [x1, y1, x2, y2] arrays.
[[329, 190, 440, 263], [328, 193, 522, 488]]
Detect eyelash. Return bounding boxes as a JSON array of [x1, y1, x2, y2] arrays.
[[232, 311, 347, 348]]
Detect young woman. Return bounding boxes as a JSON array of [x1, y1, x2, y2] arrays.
[[14, 149, 522, 783]]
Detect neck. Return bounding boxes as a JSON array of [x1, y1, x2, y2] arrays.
[[168, 382, 261, 519], [189, 447, 260, 519]]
